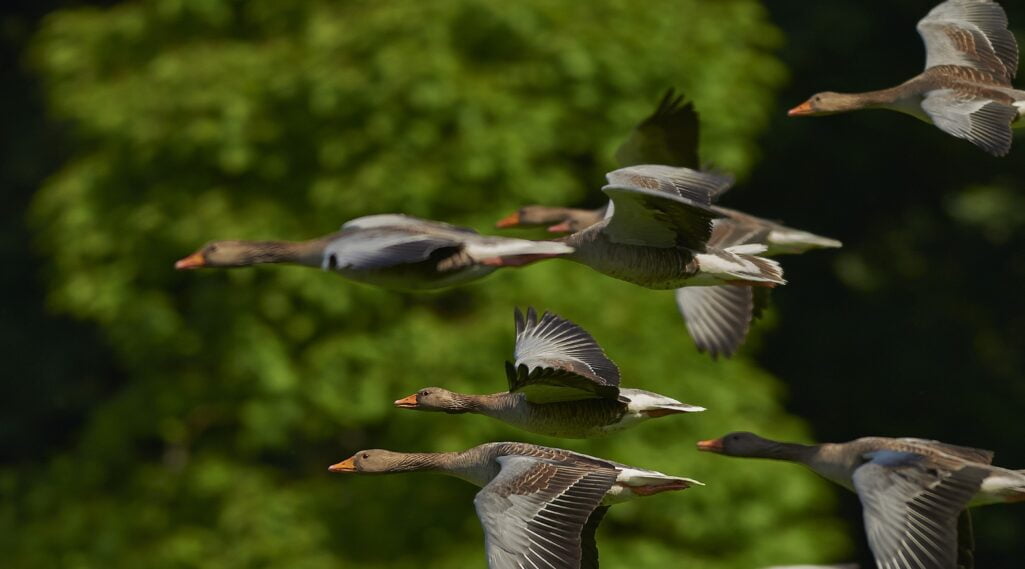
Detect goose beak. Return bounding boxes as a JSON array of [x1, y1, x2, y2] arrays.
[[328, 457, 357, 473], [175, 251, 206, 270], [394, 394, 419, 408], [495, 212, 522, 229], [696, 438, 724, 453], [787, 100, 815, 117], [547, 221, 573, 233]]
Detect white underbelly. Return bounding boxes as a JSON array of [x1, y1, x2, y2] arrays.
[[1014, 100, 1025, 127], [970, 470, 1025, 506]]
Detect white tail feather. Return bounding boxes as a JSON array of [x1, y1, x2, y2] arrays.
[[695, 245, 785, 285]]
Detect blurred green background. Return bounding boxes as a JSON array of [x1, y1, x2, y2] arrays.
[[2, 0, 1023, 567]]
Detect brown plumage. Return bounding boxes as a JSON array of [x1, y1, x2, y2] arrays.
[[790, 0, 1024, 156], [330, 442, 700, 569], [699, 432, 1025, 569]]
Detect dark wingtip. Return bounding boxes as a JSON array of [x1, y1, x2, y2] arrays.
[[525, 306, 538, 328], [514, 307, 525, 334]]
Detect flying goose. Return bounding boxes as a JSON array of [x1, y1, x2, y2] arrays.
[[174, 214, 572, 291], [395, 307, 704, 438], [330, 441, 700, 569], [500, 164, 838, 356], [496, 165, 787, 290], [498, 199, 839, 357], [496, 94, 838, 357], [698, 432, 1025, 569], [790, 0, 1024, 156]]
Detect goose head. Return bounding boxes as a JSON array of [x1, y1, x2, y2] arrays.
[[495, 206, 597, 233], [175, 241, 264, 269], [394, 387, 474, 414], [697, 431, 783, 458], [328, 449, 417, 474], [789, 92, 869, 116]]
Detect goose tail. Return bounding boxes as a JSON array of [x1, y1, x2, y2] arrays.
[[695, 244, 786, 287], [619, 388, 705, 417], [767, 228, 842, 255]]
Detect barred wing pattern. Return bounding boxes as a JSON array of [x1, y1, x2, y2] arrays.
[[917, 0, 1018, 81], [474, 456, 619, 569], [674, 285, 755, 358], [853, 451, 989, 569], [506, 308, 621, 403]]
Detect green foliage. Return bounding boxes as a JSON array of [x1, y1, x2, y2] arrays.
[[6, 0, 848, 567]]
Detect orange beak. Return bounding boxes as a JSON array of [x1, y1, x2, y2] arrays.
[[495, 212, 522, 229], [328, 456, 357, 473], [394, 394, 419, 408], [787, 100, 815, 117], [696, 438, 724, 453], [175, 251, 206, 270], [547, 221, 573, 233]]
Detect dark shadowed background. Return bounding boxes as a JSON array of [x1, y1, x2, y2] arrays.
[[2, 1, 1022, 568]]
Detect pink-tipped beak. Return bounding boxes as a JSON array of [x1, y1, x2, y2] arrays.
[[175, 252, 206, 270], [495, 212, 522, 229], [787, 100, 815, 117], [696, 438, 724, 453]]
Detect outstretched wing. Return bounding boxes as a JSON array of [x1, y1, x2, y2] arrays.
[[853, 451, 989, 569], [897, 438, 995, 465], [322, 231, 463, 271], [506, 307, 620, 403], [917, 0, 1018, 82], [606, 165, 733, 204], [921, 90, 1018, 156], [475, 456, 618, 569], [675, 285, 756, 358], [580, 506, 610, 569], [601, 169, 722, 250], [615, 89, 701, 169]]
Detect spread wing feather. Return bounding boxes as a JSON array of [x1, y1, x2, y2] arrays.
[[674, 285, 755, 358], [918, 0, 1018, 81], [601, 184, 720, 250], [853, 451, 989, 569], [475, 456, 618, 569], [322, 232, 462, 271], [921, 90, 1018, 156], [507, 308, 620, 403]]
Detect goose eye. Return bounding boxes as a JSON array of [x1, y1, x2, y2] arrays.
[[361, 453, 369, 459], [419, 390, 429, 397]]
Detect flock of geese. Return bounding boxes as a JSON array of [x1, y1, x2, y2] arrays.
[[175, 1, 1025, 568]]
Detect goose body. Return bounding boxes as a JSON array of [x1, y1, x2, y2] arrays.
[[330, 441, 700, 569], [497, 166, 837, 357], [396, 308, 703, 438], [699, 432, 1025, 569], [495, 92, 837, 356], [175, 214, 571, 291], [790, 0, 1023, 156], [543, 165, 786, 290]]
